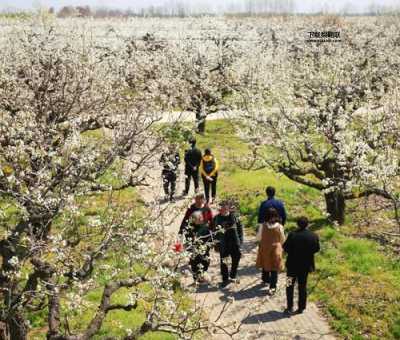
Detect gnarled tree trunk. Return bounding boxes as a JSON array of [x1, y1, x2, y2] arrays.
[[195, 111, 206, 134], [6, 313, 28, 340], [324, 190, 346, 225]]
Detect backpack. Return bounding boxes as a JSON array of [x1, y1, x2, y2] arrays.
[[203, 156, 216, 174]]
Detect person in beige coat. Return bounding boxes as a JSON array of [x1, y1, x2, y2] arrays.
[[256, 207, 285, 294]]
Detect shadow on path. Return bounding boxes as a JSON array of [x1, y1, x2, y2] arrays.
[[196, 284, 220, 293], [236, 264, 259, 277], [218, 281, 268, 302], [241, 310, 289, 324]]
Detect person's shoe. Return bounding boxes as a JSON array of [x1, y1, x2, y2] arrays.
[[283, 308, 293, 316], [262, 280, 270, 286], [181, 191, 188, 197], [219, 279, 230, 288], [294, 308, 305, 314], [268, 288, 277, 295], [230, 277, 240, 284], [197, 276, 209, 285], [169, 196, 176, 202]]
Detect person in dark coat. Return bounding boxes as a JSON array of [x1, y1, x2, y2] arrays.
[[159, 144, 180, 201], [258, 186, 287, 225], [283, 216, 320, 314], [179, 193, 213, 238], [183, 138, 202, 196], [213, 200, 243, 286]]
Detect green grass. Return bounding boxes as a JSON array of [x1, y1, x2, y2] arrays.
[[311, 228, 400, 339]]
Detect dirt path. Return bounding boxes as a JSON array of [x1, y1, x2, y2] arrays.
[[138, 163, 337, 340]]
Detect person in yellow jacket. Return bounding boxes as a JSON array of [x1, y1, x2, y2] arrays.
[[200, 148, 219, 204]]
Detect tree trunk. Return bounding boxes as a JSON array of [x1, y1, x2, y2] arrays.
[[0, 321, 10, 340], [6, 313, 28, 340], [195, 111, 206, 134], [324, 190, 346, 225]]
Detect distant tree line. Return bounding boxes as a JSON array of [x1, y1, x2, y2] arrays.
[[53, 1, 400, 18], [1, 0, 399, 18]]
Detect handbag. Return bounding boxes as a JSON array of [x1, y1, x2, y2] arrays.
[[256, 224, 263, 242]]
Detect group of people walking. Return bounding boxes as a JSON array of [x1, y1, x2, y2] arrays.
[[159, 138, 219, 203], [177, 185, 320, 315]]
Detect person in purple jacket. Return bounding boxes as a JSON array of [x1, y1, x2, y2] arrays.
[[257, 186, 287, 284]]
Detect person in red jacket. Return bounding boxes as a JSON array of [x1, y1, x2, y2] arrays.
[[179, 193, 214, 283], [179, 193, 213, 238]]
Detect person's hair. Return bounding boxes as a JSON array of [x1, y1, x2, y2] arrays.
[[265, 207, 281, 224], [266, 186, 275, 198], [194, 193, 205, 200], [297, 216, 309, 229], [219, 199, 231, 209], [204, 148, 211, 155], [190, 138, 196, 147]]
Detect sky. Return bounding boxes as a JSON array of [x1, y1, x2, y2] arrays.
[[0, 0, 399, 13]]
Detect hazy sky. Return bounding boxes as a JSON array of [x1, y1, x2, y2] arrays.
[[1, 0, 399, 12]]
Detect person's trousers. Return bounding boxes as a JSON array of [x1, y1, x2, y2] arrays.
[[184, 168, 199, 194], [162, 170, 176, 198], [190, 250, 210, 280], [220, 247, 241, 281], [262, 270, 278, 289], [286, 271, 309, 311], [202, 174, 217, 202]]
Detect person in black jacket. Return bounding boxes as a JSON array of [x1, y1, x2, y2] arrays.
[[183, 138, 202, 196], [283, 216, 320, 314], [159, 144, 180, 201], [213, 200, 243, 286]]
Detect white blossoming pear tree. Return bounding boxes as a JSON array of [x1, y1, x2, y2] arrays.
[[237, 21, 400, 225], [0, 22, 206, 339]]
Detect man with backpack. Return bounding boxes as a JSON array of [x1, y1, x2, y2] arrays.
[[159, 144, 180, 202], [182, 138, 202, 196], [200, 148, 219, 204]]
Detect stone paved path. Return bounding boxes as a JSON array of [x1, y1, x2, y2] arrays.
[[138, 162, 337, 340]]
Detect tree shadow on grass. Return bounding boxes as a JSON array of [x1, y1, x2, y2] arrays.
[[309, 218, 332, 232], [241, 310, 290, 324], [285, 217, 332, 232]]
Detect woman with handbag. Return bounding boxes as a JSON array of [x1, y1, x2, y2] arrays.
[[255, 207, 285, 294]]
